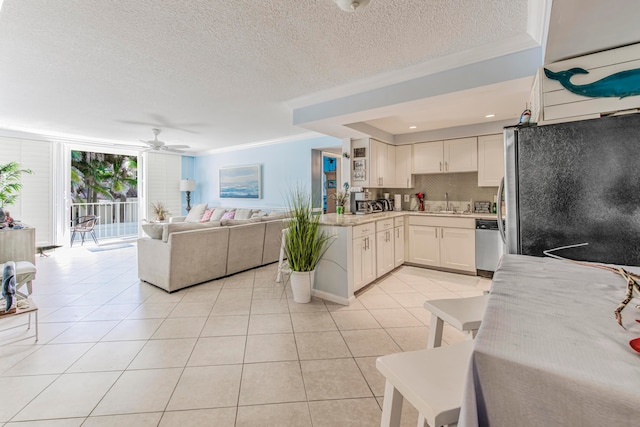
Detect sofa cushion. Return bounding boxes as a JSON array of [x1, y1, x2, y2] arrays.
[[210, 207, 227, 221], [263, 211, 287, 220], [234, 208, 254, 220], [221, 217, 262, 226], [162, 221, 219, 242], [141, 223, 164, 239], [185, 203, 208, 223]]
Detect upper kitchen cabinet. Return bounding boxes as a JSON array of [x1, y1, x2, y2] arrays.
[[394, 145, 413, 188], [413, 140, 443, 173], [351, 137, 395, 188], [413, 138, 477, 174], [477, 134, 504, 187], [446, 137, 477, 172]]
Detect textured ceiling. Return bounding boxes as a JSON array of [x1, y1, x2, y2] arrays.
[[0, 0, 531, 152]]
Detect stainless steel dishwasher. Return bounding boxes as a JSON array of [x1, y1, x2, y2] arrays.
[[475, 219, 504, 276]]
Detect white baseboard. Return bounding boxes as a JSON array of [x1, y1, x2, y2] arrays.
[[312, 289, 350, 306]]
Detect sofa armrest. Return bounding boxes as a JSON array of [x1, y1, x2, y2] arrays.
[[170, 216, 186, 223]]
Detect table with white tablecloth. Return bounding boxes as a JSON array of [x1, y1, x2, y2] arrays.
[[459, 254, 640, 427]]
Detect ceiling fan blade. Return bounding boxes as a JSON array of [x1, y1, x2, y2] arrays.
[[166, 144, 190, 149]]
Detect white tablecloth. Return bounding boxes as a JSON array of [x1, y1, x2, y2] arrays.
[[459, 254, 640, 427]]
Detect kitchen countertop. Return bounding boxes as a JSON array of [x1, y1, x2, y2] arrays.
[[318, 211, 498, 227]]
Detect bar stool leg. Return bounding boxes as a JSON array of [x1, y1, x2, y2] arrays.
[[35, 310, 39, 342], [427, 314, 445, 349], [28, 312, 31, 330], [276, 229, 287, 283], [380, 380, 403, 427]]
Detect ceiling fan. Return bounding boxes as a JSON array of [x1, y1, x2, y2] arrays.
[[139, 128, 190, 153]]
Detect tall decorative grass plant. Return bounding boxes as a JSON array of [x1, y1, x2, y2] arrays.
[[284, 187, 333, 303]]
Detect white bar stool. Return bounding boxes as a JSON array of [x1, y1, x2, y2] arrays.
[[423, 294, 489, 349], [376, 340, 474, 427]]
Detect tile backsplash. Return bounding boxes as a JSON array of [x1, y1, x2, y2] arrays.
[[372, 172, 499, 211]]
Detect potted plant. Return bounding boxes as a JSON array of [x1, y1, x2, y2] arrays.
[[284, 187, 333, 303], [329, 190, 349, 214], [0, 162, 33, 223], [150, 201, 170, 221]]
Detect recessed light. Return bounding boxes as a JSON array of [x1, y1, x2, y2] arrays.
[[409, 125, 417, 129], [485, 114, 496, 118]]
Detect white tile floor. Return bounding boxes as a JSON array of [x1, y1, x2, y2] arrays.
[[0, 244, 491, 426]]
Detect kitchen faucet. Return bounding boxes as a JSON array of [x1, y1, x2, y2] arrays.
[[445, 192, 449, 211]]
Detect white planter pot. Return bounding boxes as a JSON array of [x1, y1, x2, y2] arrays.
[[290, 270, 314, 303]]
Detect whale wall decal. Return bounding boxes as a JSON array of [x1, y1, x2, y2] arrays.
[[544, 67, 640, 99]]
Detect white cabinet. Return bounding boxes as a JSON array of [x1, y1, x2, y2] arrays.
[[413, 140, 443, 174], [376, 229, 394, 276], [394, 145, 413, 188], [376, 219, 395, 277], [352, 224, 376, 292], [408, 225, 440, 266], [352, 138, 395, 188], [446, 137, 478, 172], [477, 134, 504, 187], [394, 225, 405, 267], [408, 216, 476, 273], [440, 227, 476, 271], [412, 138, 478, 174]]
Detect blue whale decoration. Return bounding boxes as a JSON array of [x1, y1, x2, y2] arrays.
[[544, 67, 640, 99]]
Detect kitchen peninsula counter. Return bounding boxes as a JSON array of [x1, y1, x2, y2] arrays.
[[318, 211, 497, 227], [313, 211, 497, 305]]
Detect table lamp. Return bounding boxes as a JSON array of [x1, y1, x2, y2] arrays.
[[180, 179, 196, 212]]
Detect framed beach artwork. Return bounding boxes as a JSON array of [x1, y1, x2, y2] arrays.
[[219, 164, 262, 199]]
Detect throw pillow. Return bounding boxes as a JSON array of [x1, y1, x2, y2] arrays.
[[200, 209, 214, 222], [185, 203, 208, 223], [220, 211, 236, 220], [210, 207, 227, 221], [251, 211, 268, 218], [141, 223, 164, 239], [234, 208, 254, 220]]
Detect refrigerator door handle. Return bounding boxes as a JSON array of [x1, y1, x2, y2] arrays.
[[497, 177, 506, 244]]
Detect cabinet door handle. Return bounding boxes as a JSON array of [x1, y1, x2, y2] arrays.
[[441, 228, 444, 238], [439, 161, 442, 171], [445, 161, 448, 171], [434, 229, 437, 238], [407, 178, 409, 187]]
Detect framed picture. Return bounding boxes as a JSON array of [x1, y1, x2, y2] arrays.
[[353, 159, 366, 181], [219, 165, 262, 199], [327, 179, 337, 189]]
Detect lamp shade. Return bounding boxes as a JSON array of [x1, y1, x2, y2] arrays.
[[180, 179, 196, 192]]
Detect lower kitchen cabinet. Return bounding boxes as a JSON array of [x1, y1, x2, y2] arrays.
[[408, 225, 440, 266], [353, 225, 376, 292], [394, 225, 405, 267], [440, 227, 475, 271], [376, 228, 395, 277], [408, 216, 476, 273], [375, 218, 395, 277]]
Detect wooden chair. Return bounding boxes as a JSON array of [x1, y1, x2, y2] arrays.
[[377, 340, 474, 427], [423, 294, 489, 349], [70, 215, 99, 246]]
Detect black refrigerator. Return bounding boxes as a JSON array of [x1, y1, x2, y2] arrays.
[[500, 113, 640, 266]]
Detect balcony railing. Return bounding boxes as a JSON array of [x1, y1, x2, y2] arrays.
[[70, 201, 139, 241]]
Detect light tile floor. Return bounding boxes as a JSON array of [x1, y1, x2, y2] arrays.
[[0, 244, 491, 426]]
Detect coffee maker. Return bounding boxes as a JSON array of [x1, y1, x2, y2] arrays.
[[350, 188, 373, 214]]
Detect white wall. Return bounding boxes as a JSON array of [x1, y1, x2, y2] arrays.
[[0, 137, 53, 246], [194, 135, 341, 208]]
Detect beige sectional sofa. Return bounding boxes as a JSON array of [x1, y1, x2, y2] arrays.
[[137, 206, 287, 292]]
